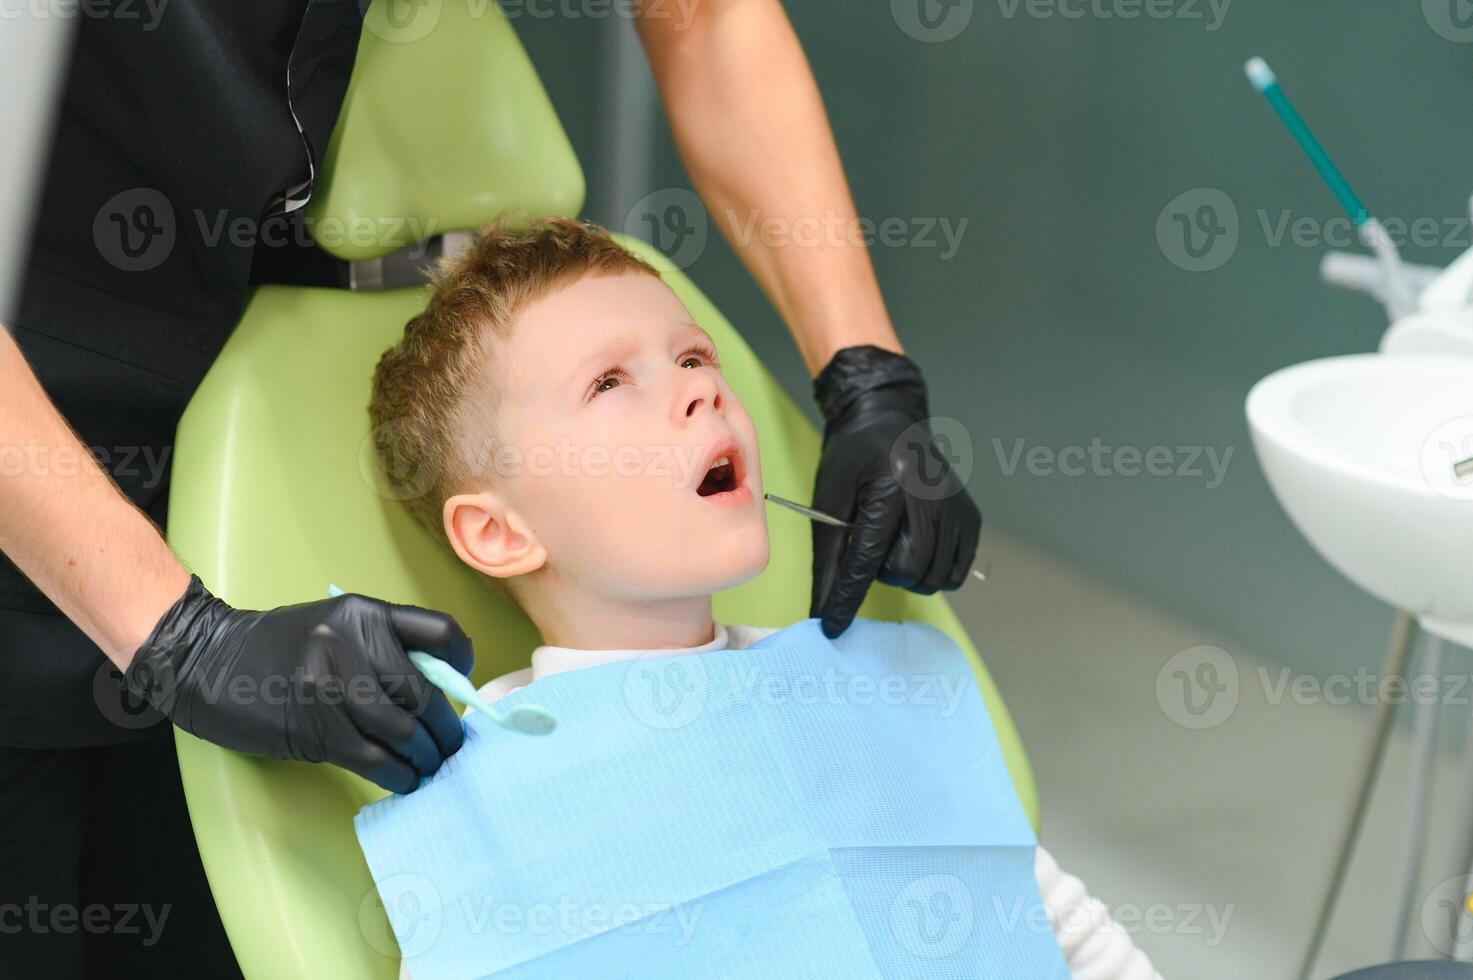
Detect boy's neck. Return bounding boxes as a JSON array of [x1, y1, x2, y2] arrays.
[[529, 589, 717, 651]]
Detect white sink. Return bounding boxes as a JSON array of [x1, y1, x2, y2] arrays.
[[1247, 354, 1473, 646]]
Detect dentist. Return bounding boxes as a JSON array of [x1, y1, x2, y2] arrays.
[[0, 0, 980, 975]]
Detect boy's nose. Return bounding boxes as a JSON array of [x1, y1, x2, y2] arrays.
[[676, 370, 723, 422]]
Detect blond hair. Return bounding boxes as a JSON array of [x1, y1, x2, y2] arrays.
[[368, 214, 661, 561]]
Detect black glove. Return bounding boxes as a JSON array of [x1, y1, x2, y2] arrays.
[[126, 575, 473, 794], [810, 345, 982, 638]]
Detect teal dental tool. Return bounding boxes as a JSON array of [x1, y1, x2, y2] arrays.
[[326, 584, 555, 736], [1245, 56, 1415, 317]]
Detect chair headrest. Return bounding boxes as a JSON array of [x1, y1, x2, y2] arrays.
[[305, 0, 585, 262]]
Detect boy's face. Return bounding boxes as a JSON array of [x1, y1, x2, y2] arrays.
[[485, 271, 769, 599]]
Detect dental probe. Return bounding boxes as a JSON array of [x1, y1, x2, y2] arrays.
[[763, 492, 990, 583]]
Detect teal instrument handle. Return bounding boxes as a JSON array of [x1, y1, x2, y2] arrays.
[[326, 584, 555, 736], [1248, 58, 1369, 225]]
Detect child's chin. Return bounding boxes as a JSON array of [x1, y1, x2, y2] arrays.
[[711, 539, 771, 590]]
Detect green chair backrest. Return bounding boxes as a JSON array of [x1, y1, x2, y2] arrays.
[[167, 2, 1037, 977]]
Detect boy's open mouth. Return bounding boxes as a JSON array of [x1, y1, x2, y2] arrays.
[[696, 444, 744, 497]]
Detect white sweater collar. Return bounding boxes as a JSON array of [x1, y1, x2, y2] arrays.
[[530, 623, 732, 682]]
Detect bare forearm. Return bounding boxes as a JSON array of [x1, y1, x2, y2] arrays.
[[0, 328, 190, 666], [636, 0, 903, 376]]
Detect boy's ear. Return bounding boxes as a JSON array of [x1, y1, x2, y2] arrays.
[[443, 490, 547, 579]]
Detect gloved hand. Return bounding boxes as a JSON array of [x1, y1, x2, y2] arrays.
[[810, 345, 981, 638], [125, 574, 473, 794]]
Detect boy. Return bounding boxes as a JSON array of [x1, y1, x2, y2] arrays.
[[368, 215, 1162, 979]]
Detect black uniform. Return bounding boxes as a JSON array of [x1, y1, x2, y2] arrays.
[[1, 1, 364, 974]]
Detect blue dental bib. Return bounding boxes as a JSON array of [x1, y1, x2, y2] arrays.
[[355, 618, 1069, 979]]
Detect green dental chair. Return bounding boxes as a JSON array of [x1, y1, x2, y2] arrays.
[[166, 3, 1038, 976]]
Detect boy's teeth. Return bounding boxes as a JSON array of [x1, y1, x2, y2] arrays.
[[710, 455, 730, 469]]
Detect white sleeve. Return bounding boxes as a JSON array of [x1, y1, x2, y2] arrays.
[[1036, 845, 1163, 980]]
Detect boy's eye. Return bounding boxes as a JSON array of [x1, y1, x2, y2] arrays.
[[587, 367, 627, 400], [587, 343, 717, 400], [679, 343, 719, 370]]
